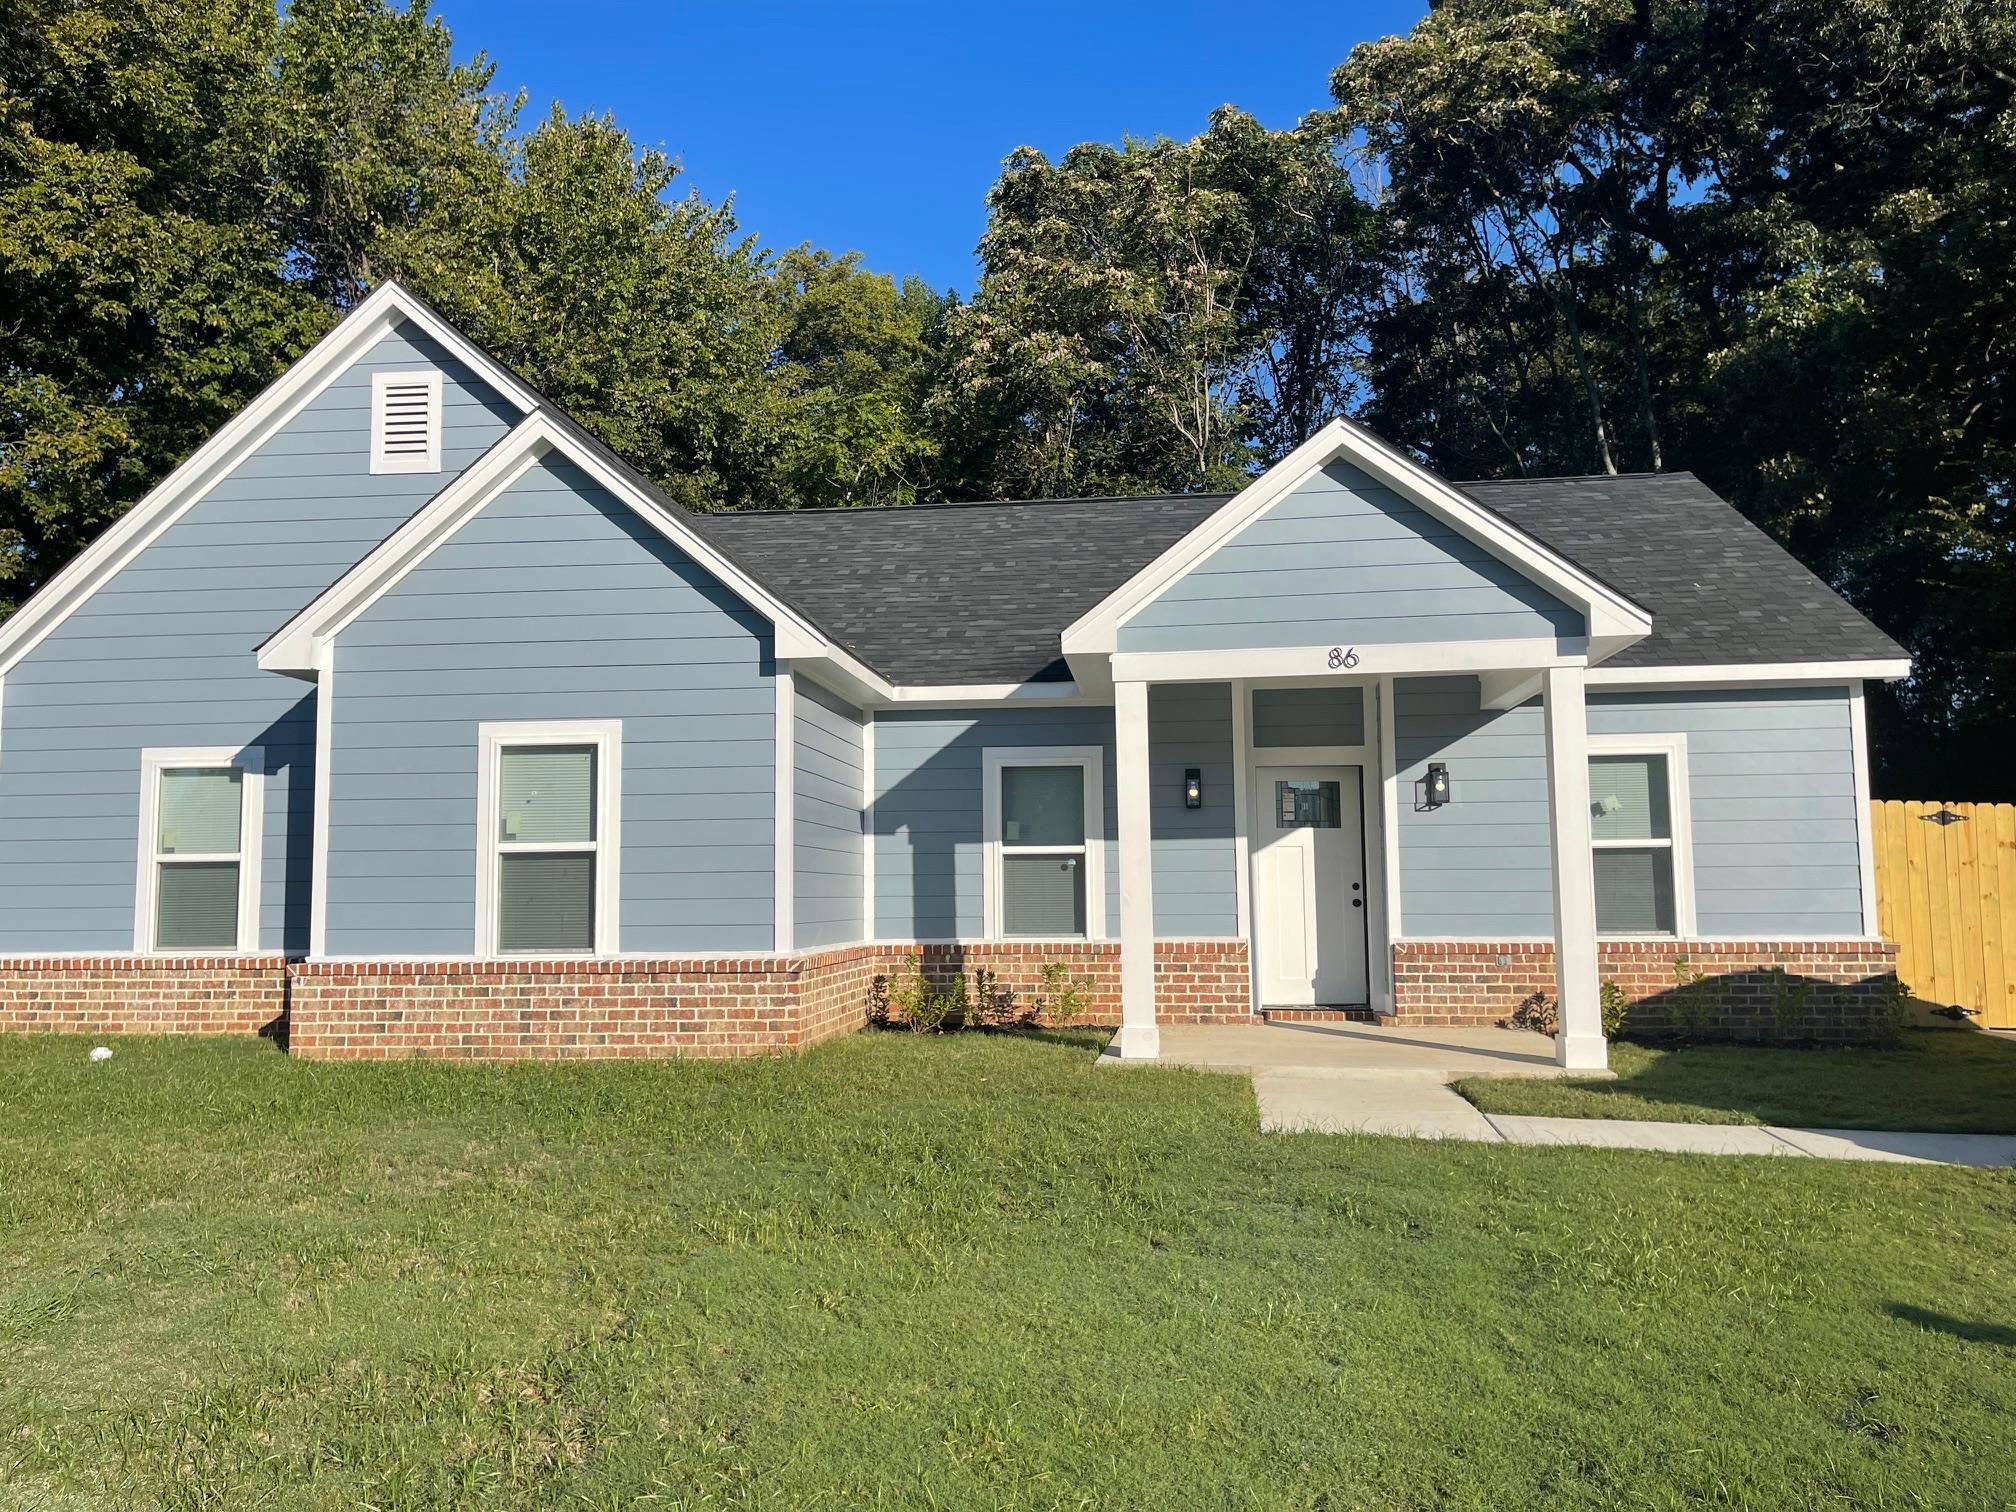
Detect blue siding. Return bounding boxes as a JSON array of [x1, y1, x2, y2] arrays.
[[1149, 683, 1238, 935], [1118, 462, 1583, 653], [872, 707, 1119, 940], [1590, 688, 1864, 935], [794, 678, 865, 948], [1395, 678, 1867, 937], [1395, 677, 1553, 937], [1252, 686, 1365, 747], [324, 454, 775, 955], [0, 321, 517, 951]]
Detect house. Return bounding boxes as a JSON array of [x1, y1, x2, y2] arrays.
[[0, 284, 1910, 1064]]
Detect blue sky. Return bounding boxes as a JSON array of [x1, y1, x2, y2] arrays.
[[444, 0, 1428, 294]]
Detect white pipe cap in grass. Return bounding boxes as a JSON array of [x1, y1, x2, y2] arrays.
[[89, 1045, 113, 1063]]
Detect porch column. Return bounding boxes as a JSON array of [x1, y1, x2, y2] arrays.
[[1542, 664, 1607, 1070], [1114, 677, 1159, 1059]]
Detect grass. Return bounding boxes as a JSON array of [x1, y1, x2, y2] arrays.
[[1456, 1028, 2016, 1133], [0, 1031, 2011, 1509]]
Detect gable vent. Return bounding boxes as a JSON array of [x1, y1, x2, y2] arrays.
[[370, 369, 444, 474]]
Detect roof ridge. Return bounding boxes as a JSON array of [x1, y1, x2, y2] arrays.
[[707, 491, 1239, 520], [1458, 469, 1694, 486]]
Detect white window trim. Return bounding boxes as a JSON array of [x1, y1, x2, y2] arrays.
[[474, 720, 622, 956], [134, 746, 265, 954], [1586, 731, 1697, 939], [981, 745, 1106, 941], [369, 368, 443, 475]]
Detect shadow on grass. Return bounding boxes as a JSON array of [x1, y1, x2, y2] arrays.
[[1888, 1303, 2016, 1349], [1461, 1028, 2016, 1133]]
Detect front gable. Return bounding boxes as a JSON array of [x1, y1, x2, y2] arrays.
[[1116, 461, 1585, 654]]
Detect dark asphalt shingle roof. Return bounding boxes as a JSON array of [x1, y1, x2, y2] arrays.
[[703, 495, 1232, 684], [698, 471, 1900, 684], [1457, 472, 1906, 668]]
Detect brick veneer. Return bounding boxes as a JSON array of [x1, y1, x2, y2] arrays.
[[0, 955, 289, 1037], [890, 939, 1252, 1026], [1391, 939, 1901, 1041]]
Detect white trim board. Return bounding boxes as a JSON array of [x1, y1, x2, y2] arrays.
[[1849, 682, 1880, 938], [775, 663, 796, 952], [1061, 417, 1654, 671], [1111, 638, 1584, 688], [0, 281, 538, 680]]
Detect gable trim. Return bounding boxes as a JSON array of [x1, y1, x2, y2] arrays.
[[257, 412, 850, 676], [0, 281, 540, 679], [1061, 419, 1654, 668]]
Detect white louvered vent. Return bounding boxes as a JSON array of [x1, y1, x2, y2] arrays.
[[370, 369, 443, 474]]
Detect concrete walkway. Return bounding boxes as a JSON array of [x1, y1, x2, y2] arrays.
[[1114, 1022, 2016, 1168]]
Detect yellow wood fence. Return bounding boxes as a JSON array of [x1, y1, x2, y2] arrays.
[[1871, 801, 2016, 1028]]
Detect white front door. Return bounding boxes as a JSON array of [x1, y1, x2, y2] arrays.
[[1253, 765, 1368, 1006]]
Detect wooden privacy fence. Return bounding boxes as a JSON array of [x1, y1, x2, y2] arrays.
[[1871, 801, 2016, 1028]]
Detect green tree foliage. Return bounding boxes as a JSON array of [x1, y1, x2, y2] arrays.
[[935, 107, 1374, 499], [1328, 0, 2016, 795]]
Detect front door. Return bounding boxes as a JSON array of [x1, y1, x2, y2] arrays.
[[1254, 766, 1368, 1006]]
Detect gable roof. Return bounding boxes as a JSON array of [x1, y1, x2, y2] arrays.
[[0, 282, 544, 679], [1461, 472, 1908, 667], [1059, 419, 1658, 668], [702, 495, 1231, 685]]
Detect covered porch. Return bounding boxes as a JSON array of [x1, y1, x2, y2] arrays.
[[1109, 660, 1611, 1071]]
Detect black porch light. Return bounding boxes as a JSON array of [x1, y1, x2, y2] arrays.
[[1425, 762, 1452, 808], [1183, 767, 1203, 809]]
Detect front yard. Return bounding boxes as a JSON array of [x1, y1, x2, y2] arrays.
[[1456, 1028, 2016, 1133], [2, 1030, 2013, 1508]]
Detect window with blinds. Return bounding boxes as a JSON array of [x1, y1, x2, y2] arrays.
[[998, 763, 1088, 937], [495, 745, 597, 952], [1589, 753, 1676, 934], [154, 766, 244, 950], [369, 369, 443, 474]]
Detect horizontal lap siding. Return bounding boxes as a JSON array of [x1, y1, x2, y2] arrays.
[[0, 322, 517, 951], [1394, 680, 1868, 938], [794, 679, 865, 948], [324, 455, 775, 955], [1251, 686, 1364, 747], [1149, 683, 1237, 935], [1117, 462, 1583, 653], [872, 707, 1119, 940], [1589, 688, 1863, 934], [1396, 677, 1552, 936]]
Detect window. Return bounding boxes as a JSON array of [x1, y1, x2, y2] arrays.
[[369, 369, 443, 474], [476, 722, 622, 955], [1275, 779, 1342, 828], [135, 748, 264, 953], [1587, 735, 1695, 937], [982, 747, 1105, 939]]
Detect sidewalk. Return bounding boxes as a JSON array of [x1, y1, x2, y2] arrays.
[[1254, 1070, 2016, 1166]]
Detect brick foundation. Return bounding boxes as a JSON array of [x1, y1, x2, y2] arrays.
[[0, 956, 289, 1037], [884, 939, 1252, 1027], [1391, 939, 1901, 1041]]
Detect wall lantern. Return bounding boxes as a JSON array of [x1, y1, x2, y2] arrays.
[[1183, 767, 1204, 810], [1425, 762, 1452, 808]]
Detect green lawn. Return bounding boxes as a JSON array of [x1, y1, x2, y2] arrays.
[[1456, 1029, 2016, 1133], [2, 1033, 2013, 1509]]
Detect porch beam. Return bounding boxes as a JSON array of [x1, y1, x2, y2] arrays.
[[1114, 677, 1159, 1059], [1542, 665, 1607, 1070], [1111, 637, 1584, 689]]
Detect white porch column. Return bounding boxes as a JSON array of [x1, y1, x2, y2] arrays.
[[1114, 677, 1159, 1059], [1543, 664, 1607, 1070]]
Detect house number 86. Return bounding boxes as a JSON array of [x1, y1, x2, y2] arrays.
[[1327, 646, 1360, 670]]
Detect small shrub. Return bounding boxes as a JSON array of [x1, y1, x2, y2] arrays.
[[877, 954, 961, 1033], [1874, 973, 1914, 1047], [1033, 961, 1097, 1026], [967, 968, 1016, 1028], [1599, 978, 1630, 1039], [1671, 953, 1719, 1038], [1766, 965, 1815, 1040]]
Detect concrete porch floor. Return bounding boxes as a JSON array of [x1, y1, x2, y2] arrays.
[[1142, 1020, 1589, 1079]]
